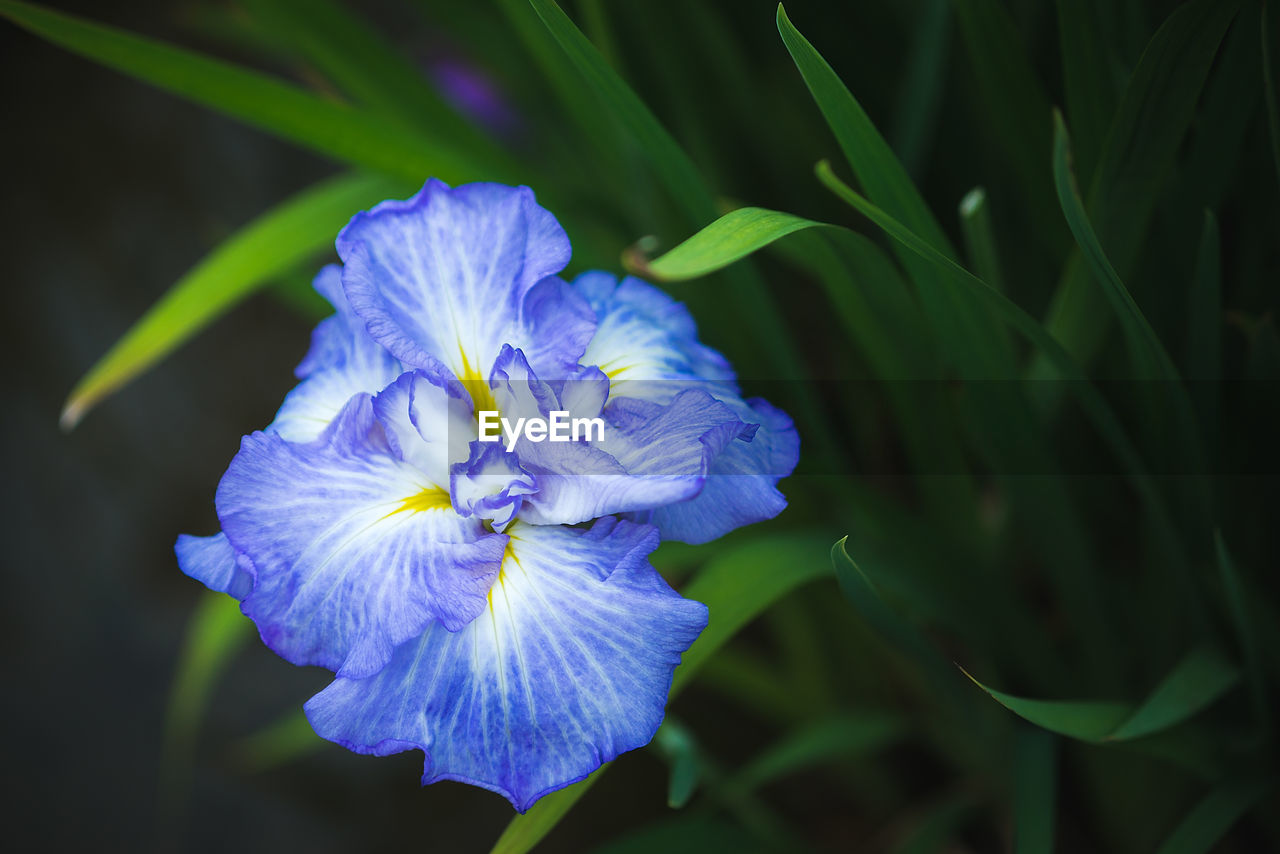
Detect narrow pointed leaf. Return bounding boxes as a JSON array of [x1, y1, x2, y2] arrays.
[[815, 160, 1190, 586], [1106, 647, 1239, 741], [527, 0, 833, 464], [0, 0, 477, 182], [953, 0, 1063, 253], [1050, 110, 1183, 383], [627, 207, 822, 281], [61, 172, 408, 427], [775, 3, 952, 256], [1034, 0, 1242, 374], [958, 187, 1005, 293], [965, 645, 1239, 743], [961, 670, 1133, 742]]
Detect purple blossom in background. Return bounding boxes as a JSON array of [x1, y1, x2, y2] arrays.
[[177, 180, 798, 810]]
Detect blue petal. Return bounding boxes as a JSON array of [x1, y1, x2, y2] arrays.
[[304, 518, 708, 811], [270, 266, 402, 443], [175, 532, 255, 600], [371, 369, 476, 489], [450, 442, 537, 531], [574, 271, 734, 396], [217, 394, 507, 678], [338, 180, 589, 388], [574, 272, 799, 539], [518, 389, 748, 526], [639, 397, 799, 544]]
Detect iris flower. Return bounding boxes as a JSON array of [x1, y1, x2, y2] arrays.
[[177, 180, 798, 810]]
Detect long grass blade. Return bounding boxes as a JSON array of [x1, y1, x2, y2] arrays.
[[0, 0, 478, 182], [60, 172, 408, 428]]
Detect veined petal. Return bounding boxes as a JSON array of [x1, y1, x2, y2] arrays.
[[338, 180, 586, 386], [518, 389, 747, 526], [270, 266, 402, 443], [575, 271, 798, 538], [371, 369, 475, 489], [304, 518, 708, 812], [574, 271, 734, 398], [175, 532, 255, 601], [217, 395, 506, 678], [638, 397, 799, 544]]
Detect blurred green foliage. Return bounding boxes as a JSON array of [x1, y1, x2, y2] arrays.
[[7, 0, 1278, 850]]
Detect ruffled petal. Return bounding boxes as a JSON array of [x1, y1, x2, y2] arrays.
[[174, 532, 255, 600], [216, 395, 507, 678], [337, 180, 586, 386], [518, 389, 748, 526], [575, 271, 734, 398], [638, 397, 799, 543], [371, 369, 476, 489], [450, 442, 537, 531], [304, 518, 708, 811], [269, 266, 402, 443], [574, 272, 799, 538]]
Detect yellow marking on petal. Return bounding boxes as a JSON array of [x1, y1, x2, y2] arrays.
[[488, 538, 520, 611], [458, 347, 499, 417], [391, 487, 452, 515]]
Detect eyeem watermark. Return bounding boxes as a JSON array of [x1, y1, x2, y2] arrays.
[[478, 411, 605, 451]]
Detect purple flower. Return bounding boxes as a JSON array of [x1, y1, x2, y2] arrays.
[[178, 180, 798, 810]]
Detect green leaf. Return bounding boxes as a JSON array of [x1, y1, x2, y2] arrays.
[[653, 719, 701, 809], [60, 172, 408, 428], [775, 3, 952, 257], [1054, 0, 1119, 189], [237, 0, 508, 171], [489, 532, 832, 854], [525, 0, 710, 227], [1012, 728, 1057, 854], [0, 0, 477, 182], [962, 670, 1132, 742], [963, 646, 1239, 743], [1107, 648, 1239, 741], [1050, 110, 1183, 384], [627, 207, 822, 281], [527, 0, 829, 464], [814, 160, 1192, 615], [958, 187, 1005, 293], [778, 1, 1028, 382], [1034, 0, 1242, 376], [952, 0, 1064, 255], [888, 0, 950, 178], [831, 538, 954, 681], [1154, 778, 1272, 854], [731, 713, 903, 795]]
